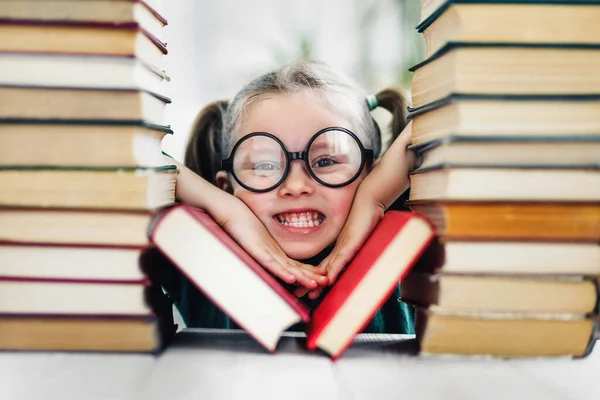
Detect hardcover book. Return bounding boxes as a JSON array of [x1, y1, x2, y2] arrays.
[[0, 0, 168, 40], [148, 205, 310, 352], [410, 45, 600, 109], [0, 165, 177, 210], [306, 211, 435, 359], [0, 120, 172, 167], [0, 87, 170, 125]]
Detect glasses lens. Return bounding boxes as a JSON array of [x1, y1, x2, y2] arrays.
[[308, 129, 363, 186], [232, 135, 286, 191]]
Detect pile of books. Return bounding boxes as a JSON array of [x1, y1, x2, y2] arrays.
[[403, 0, 600, 357], [0, 0, 177, 352]]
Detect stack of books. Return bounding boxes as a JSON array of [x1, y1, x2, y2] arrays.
[[403, 0, 600, 357], [0, 0, 177, 352]]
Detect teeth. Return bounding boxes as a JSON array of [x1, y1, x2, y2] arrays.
[[275, 211, 325, 228]]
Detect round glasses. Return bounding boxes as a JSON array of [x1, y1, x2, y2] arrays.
[[221, 127, 374, 193]]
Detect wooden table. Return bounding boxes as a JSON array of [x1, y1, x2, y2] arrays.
[[1, 329, 598, 400]]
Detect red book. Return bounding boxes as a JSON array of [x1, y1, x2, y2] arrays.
[[306, 211, 435, 360], [149, 205, 310, 352]]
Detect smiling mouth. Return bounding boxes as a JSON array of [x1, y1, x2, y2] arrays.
[[274, 211, 326, 228]]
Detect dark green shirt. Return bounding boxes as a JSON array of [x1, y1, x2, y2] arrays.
[[156, 244, 415, 334]]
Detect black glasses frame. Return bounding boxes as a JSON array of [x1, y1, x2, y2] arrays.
[[221, 126, 374, 193]]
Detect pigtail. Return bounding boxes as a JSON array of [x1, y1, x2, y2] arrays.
[[374, 89, 409, 151], [184, 100, 229, 185]]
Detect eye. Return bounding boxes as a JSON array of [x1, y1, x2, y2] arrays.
[[312, 157, 337, 168], [254, 162, 280, 171]]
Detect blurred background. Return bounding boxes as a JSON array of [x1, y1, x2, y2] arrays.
[[159, 0, 424, 160]]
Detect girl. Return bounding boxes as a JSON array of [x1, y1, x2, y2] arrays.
[[163, 60, 417, 332]]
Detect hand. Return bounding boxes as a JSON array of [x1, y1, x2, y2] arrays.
[[299, 122, 418, 300], [215, 194, 328, 290], [299, 189, 385, 299], [171, 160, 328, 290]]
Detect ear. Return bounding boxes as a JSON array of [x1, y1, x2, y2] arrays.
[[216, 170, 233, 193]]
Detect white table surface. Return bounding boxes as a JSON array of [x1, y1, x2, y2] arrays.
[[1, 329, 598, 400]]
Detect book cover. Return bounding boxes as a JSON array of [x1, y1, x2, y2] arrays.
[[306, 211, 435, 359], [417, 0, 600, 30], [148, 205, 310, 352]]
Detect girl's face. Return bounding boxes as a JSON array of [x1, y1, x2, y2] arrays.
[[224, 93, 366, 260]]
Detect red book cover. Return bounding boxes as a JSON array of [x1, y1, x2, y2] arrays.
[[149, 205, 310, 352], [306, 211, 435, 360]]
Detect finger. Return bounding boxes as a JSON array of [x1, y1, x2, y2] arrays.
[[294, 287, 309, 298], [326, 251, 352, 285], [288, 268, 329, 289], [285, 266, 320, 289], [308, 286, 325, 300], [287, 261, 329, 283], [262, 259, 297, 284], [301, 264, 327, 275]]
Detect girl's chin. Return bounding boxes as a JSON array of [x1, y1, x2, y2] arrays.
[[280, 244, 327, 262]]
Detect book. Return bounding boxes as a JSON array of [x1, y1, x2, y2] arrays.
[[0, 316, 164, 352], [407, 201, 600, 241], [0, 21, 167, 68], [419, 3, 600, 58], [410, 45, 600, 109], [412, 239, 600, 275], [0, 121, 172, 167], [148, 205, 310, 352], [0, 243, 147, 283], [408, 95, 600, 146], [401, 273, 599, 314], [1, 0, 168, 40], [0, 165, 177, 210], [413, 137, 600, 169], [409, 166, 600, 202], [0, 208, 153, 246], [415, 308, 598, 357], [0, 279, 152, 316], [418, 0, 600, 27], [0, 52, 169, 97], [0, 87, 170, 125], [306, 211, 435, 359]]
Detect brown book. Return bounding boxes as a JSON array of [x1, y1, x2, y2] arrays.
[[408, 96, 600, 146], [402, 273, 599, 314], [0, 53, 169, 96], [419, 3, 600, 58], [0, 21, 167, 68], [409, 167, 600, 202], [0, 208, 153, 247], [407, 201, 600, 241], [0, 166, 177, 210], [413, 138, 600, 169], [0, 243, 148, 283], [412, 239, 600, 275], [0, 316, 163, 352], [0, 121, 171, 167], [0, 87, 170, 125], [415, 308, 598, 357], [0, 0, 168, 40], [0, 279, 152, 316], [410, 45, 600, 109]]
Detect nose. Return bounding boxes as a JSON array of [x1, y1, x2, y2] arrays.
[[277, 161, 315, 197]]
